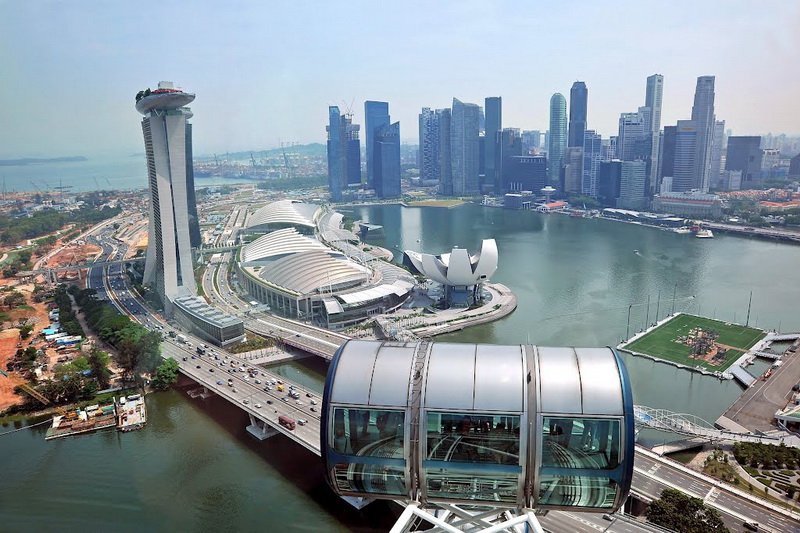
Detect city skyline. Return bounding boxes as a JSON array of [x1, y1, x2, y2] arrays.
[[1, 2, 799, 159]]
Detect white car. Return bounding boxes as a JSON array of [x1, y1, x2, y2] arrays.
[[254, 403, 262, 409]]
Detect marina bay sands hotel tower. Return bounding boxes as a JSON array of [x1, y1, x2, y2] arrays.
[[135, 81, 202, 314]]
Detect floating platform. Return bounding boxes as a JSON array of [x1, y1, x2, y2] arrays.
[[45, 408, 117, 440], [45, 394, 147, 440]]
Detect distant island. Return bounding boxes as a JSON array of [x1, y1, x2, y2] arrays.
[[0, 156, 88, 166]]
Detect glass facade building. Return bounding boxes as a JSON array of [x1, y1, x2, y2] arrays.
[[365, 101, 390, 189], [322, 341, 634, 511], [548, 94, 567, 187]]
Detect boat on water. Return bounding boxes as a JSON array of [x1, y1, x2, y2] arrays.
[[696, 229, 714, 238], [674, 227, 692, 234]]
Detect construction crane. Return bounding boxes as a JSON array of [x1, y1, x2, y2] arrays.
[[16, 382, 67, 415], [250, 152, 256, 168]]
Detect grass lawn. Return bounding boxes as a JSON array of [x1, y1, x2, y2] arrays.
[[622, 313, 765, 372]]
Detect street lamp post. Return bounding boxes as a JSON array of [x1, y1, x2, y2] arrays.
[[626, 304, 633, 341], [671, 283, 677, 315], [655, 290, 661, 324]]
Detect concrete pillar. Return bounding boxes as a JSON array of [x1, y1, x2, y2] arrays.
[[246, 413, 279, 441]]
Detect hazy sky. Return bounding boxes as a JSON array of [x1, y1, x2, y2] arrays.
[[1, 1, 798, 158]]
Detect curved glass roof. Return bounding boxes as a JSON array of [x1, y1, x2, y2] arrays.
[[254, 250, 369, 296], [247, 200, 319, 230], [241, 227, 331, 263]]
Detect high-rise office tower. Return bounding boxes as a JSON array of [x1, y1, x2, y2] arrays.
[[365, 101, 390, 189], [563, 147, 584, 194], [374, 121, 401, 198], [136, 81, 200, 312], [690, 76, 716, 191], [450, 98, 481, 196], [617, 110, 650, 161], [659, 126, 677, 188], [437, 108, 452, 196], [598, 160, 622, 206], [568, 81, 588, 147], [725, 136, 763, 188], [419, 108, 440, 184], [618, 160, 648, 209], [484, 97, 502, 192], [645, 74, 664, 193], [497, 128, 523, 193], [671, 120, 698, 192], [522, 130, 541, 152], [548, 93, 567, 186], [709, 120, 725, 188], [326, 106, 361, 202], [503, 156, 547, 193], [582, 130, 602, 197]]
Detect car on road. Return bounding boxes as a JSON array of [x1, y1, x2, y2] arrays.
[[243, 399, 249, 405], [306, 393, 313, 398], [282, 397, 288, 402], [231, 388, 238, 393], [266, 400, 273, 405], [216, 380, 223, 385], [254, 403, 262, 409], [310, 400, 317, 405], [297, 419, 308, 426], [310, 407, 317, 412], [208, 368, 214, 372], [182, 356, 187, 361], [254, 379, 261, 384], [196, 365, 201, 369]]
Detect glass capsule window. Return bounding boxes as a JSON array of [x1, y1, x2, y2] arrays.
[[537, 475, 619, 508], [538, 417, 623, 508], [425, 412, 521, 465], [541, 417, 620, 470], [332, 463, 407, 497], [330, 407, 405, 458], [425, 467, 520, 503]]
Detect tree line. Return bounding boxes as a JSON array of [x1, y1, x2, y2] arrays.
[[0, 206, 121, 245]]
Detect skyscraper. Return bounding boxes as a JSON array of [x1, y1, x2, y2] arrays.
[[618, 161, 648, 209], [659, 125, 677, 190], [373, 121, 401, 198], [136, 81, 200, 312], [568, 82, 588, 147], [725, 136, 763, 188], [598, 160, 622, 206], [548, 93, 567, 186], [437, 108, 452, 196], [709, 120, 725, 188], [365, 101, 390, 189], [484, 97, 502, 192], [690, 76, 716, 191], [617, 110, 650, 162], [450, 98, 481, 196], [419, 108, 440, 184], [645, 74, 664, 193], [582, 130, 602, 197], [497, 128, 523, 193], [671, 120, 698, 192], [563, 147, 583, 194], [326, 106, 361, 202]]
